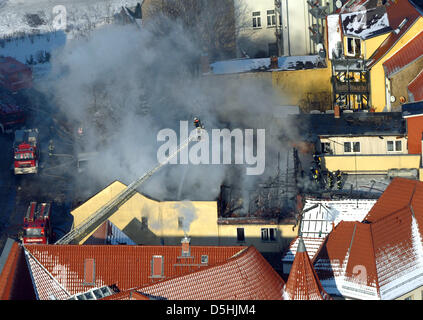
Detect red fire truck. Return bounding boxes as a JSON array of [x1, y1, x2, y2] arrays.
[[13, 128, 39, 174], [22, 202, 52, 244], [0, 92, 25, 133]]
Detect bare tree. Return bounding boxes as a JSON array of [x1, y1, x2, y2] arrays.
[[143, 0, 247, 62]]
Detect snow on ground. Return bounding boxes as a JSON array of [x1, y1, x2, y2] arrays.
[[0, 0, 138, 37], [0, 0, 139, 78]]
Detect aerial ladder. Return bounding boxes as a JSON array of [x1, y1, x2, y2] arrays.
[[55, 120, 204, 245]]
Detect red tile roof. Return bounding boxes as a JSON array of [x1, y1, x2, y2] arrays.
[[367, 0, 421, 68], [0, 57, 30, 74], [408, 68, 423, 101], [23, 244, 247, 300], [133, 246, 285, 300], [0, 240, 35, 300], [313, 178, 423, 300], [383, 31, 423, 77], [283, 238, 331, 300]]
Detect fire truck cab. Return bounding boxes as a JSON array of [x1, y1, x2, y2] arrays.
[[0, 91, 25, 133], [22, 202, 52, 244], [13, 128, 39, 174]]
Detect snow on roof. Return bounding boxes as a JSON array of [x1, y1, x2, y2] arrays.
[[209, 55, 324, 75], [312, 178, 423, 300], [341, 6, 391, 39], [281, 237, 325, 263], [299, 198, 376, 238], [283, 238, 331, 300], [327, 14, 343, 59]]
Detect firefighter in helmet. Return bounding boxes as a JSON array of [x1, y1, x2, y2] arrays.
[[193, 117, 203, 129], [327, 171, 334, 189], [310, 166, 319, 183], [336, 170, 342, 190], [313, 153, 322, 169]]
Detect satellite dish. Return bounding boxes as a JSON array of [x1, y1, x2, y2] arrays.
[[336, 0, 343, 8]]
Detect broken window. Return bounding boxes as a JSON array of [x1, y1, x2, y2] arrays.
[[237, 228, 245, 242], [346, 37, 361, 57], [321, 142, 332, 154]]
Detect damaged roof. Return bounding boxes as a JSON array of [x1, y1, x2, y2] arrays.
[[341, 5, 391, 39], [289, 111, 405, 139]]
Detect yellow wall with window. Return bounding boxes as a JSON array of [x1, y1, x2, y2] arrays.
[[323, 154, 421, 174], [369, 17, 423, 112], [70, 181, 298, 252]]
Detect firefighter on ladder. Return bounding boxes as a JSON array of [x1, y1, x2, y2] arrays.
[[336, 170, 342, 190], [310, 166, 320, 185], [193, 117, 204, 140]]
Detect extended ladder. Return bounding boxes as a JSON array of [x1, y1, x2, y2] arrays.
[[55, 132, 199, 244]]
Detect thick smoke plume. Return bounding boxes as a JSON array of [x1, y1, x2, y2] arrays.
[[38, 17, 300, 204]]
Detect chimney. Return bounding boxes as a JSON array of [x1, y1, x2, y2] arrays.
[[270, 56, 278, 69], [200, 53, 210, 74], [334, 105, 341, 119], [181, 234, 191, 256]]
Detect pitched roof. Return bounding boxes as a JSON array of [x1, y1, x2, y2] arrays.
[[283, 238, 331, 300], [0, 239, 35, 300], [282, 237, 325, 263], [23, 244, 246, 300], [402, 100, 423, 117], [313, 221, 380, 300], [134, 246, 285, 300], [383, 31, 423, 77], [367, 0, 422, 68], [313, 178, 423, 300], [408, 68, 423, 101]]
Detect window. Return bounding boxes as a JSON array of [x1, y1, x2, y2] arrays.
[[151, 255, 163, 278], [321, 142, 332, 154], [346, 37, 361, 56], [344, 142, 360, 153], [261, 228, 277, 241], [252, 11, 261, 28], [141, 216, 148, 229], [201, 255, 209, 264], [344, 142, 351, 153], [387, 140, 402, 152], [268, 43, 277, 56], [267, 10, 276, 27], [84, 258, 95, 285], [178, 217, 184, 230], [353, 142, 360, 153], [404, 295, 413, 300], [237, 228, 245, 242]]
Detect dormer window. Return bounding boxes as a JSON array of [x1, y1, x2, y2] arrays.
[[346, 37, 361, 57]]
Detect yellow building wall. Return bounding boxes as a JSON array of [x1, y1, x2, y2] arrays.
[[363, 34, 390, 59], [70, 181, 298, 252], [396, 286, 423, 300], [217, 224, 298, 253], [370, 17, 423, 112], [271, 67, 333, 112], [323, 154, 421, 174]]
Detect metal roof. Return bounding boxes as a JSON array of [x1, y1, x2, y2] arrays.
[[289, 112, 405, 139], [402, 101, 423, 118]]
